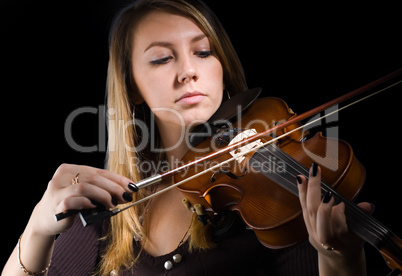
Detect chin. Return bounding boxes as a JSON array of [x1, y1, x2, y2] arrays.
[[182, 105, 218, 127], [183, 115, 209, 129]]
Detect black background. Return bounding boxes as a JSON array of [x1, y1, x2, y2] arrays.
[[1, 1, 401, 274]]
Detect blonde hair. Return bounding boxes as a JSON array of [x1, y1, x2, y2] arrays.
[[97, 0, 247, 274]]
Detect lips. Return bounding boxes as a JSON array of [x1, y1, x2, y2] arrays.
[[176, 91, 206, 104]]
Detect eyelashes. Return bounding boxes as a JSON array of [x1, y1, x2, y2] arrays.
[[150, 56, 173, 65], [195, 50, 213, 58], [150, 50, 213, 65]]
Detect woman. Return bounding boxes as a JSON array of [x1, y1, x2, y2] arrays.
[[2, 0, 373, 275]]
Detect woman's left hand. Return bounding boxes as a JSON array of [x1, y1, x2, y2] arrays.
[[296, 162, 374, 257]]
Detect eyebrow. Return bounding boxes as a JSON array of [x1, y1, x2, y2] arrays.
[[144, 33, 207, 53]]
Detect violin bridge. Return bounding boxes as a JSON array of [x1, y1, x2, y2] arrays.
[[228, 129, 264, 164]]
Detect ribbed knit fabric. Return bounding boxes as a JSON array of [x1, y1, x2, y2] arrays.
[[49, 216, 318, 276], [48, 218, 104, 275]]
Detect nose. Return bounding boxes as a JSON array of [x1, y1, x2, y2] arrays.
[[177, 57, 199, 84]]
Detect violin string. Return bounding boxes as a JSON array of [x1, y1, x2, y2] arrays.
[[205, 83, 402, 248], [118, 81, 401, 235], [130, 80, 400, 207], [253, 149, 374, 243], [223, 80, 402, 246], [251, 144, 398, 252]]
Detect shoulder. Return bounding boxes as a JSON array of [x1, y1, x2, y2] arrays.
[[48, 216, 108, 276]]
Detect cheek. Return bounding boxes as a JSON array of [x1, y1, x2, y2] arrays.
[[209, 58, 223, 81], [205, 60, 224, 97], [132, 66, 169, 108]]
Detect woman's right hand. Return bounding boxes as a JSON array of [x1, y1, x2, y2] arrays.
[[29, 163, 135, 237]]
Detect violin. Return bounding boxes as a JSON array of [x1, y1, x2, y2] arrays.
[[56, 69, 402, 274], [175, 74, 402, 275]]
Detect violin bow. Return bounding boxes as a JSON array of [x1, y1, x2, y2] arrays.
[[55, 69, 401, 224]]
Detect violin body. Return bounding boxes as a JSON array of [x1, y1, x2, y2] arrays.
[[176, 97, 366, 248]]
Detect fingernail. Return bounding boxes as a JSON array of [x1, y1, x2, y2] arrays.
[[122, 192, 133, 202], [111, 197, 118, 207], [323, 191, 332, 203], [128, 183, 139, 192], [370, 203, 376, 215], [296, 175, 302, 185], [90, 200, 101, 206], [311, 162, 318, 177]]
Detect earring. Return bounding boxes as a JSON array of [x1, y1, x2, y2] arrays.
[[224, 89, 231, 100]]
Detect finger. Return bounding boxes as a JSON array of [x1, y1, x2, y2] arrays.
[[66, 182, 119, 209], [52, 164, 134, 192], [306, 163, 322, 214], [296, 175, 307, 208], [356, 202, 374, 215], [94, 167, 136, 191], [297, 175, 314, 231], [77, 172, 129, 204], [331, 202, 373, 241], [331, 202, 349, 240], [56, 196, 98, 214], [332, 202, 367, 250], [51, 164, 82, 188], [316, 196, 335, 245]]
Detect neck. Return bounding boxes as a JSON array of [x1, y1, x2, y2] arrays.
[[155, 119, 191, 169]]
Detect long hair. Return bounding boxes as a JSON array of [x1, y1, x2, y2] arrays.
[[98, 0, 247, 274]]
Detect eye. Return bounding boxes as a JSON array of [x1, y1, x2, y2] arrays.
[[195, 50, 213, 58], [150, 56, 173, 65]]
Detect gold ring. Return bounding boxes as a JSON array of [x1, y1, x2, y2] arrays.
[[321, 243, 334, 251], [72, 173, 80, 185]]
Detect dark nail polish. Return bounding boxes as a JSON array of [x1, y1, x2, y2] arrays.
[[128, 182, 139, 192], [122, 192, 133, 202], [323, 191, 332, 203], [90, 200, 101, 206], [370, 203, 376, 215], [111, 197, 118, 207], [311, 162, 318, 177], [296, 175, 302, 185]]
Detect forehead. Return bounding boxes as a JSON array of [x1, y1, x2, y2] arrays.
[[132, 10, 206, 50]]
